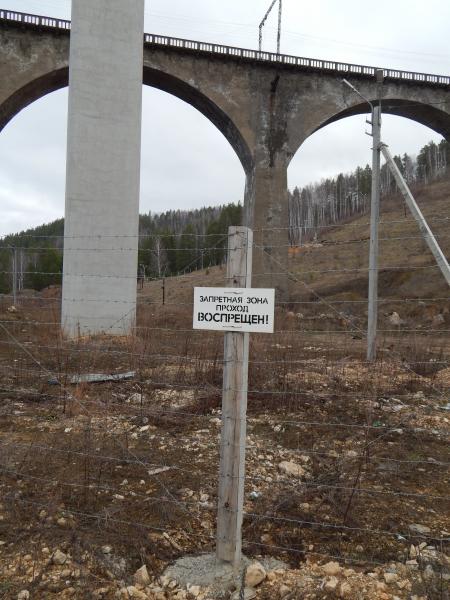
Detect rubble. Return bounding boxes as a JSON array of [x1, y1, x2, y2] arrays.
[[278, 460, 306, 477], [245, 561, 267, 587], [134, 564, 151, 586]]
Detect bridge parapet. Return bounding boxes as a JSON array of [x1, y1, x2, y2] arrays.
[[0, 9, 70, 30], [1, 8, 448, 87]]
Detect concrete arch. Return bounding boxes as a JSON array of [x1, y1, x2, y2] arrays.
[[314, 99, 450, 140], [142, 66, 252, 172], [0, 67, 68, 133], [0, 66, 252, 174]]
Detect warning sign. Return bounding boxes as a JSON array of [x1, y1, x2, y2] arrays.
[[193, 287, 275, 333]]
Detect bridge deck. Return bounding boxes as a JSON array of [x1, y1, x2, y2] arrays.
[[1, 8, 449, 87]]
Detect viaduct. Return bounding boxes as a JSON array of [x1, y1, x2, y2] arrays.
[[0, 9, 449, 331]]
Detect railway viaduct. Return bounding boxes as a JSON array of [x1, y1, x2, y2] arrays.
[[1, 9, 449, 314]]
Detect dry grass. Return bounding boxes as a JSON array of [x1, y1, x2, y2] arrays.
[[0, 180, 449, 598]]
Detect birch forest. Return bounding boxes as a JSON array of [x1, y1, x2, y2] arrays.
[[0, 138, 448, 292]]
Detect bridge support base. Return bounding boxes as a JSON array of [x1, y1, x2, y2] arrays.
[[61, 0, 145, 337], [245, 159, 290, 301]]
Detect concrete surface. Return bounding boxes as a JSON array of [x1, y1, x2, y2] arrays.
[[162, 553, 287, 592], [61, 0, 145, 336]]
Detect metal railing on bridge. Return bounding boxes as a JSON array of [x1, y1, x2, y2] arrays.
[[0, 9, 70, 30], [1, 8, 449, 87]]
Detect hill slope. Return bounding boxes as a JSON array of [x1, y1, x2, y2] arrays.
[[141, 177, 450, 357]]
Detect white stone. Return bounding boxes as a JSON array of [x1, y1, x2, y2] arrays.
[[389, 312, 402, 326], [128, 393, 144, 405], [245, 561, 267, 587], [126, 587, 147, 600], [187, 584, 201, 597], [324, 576, 339, 591], [52, 549, 68, 565], [383, 572, 398, 584], [17, 592, 30, 600], [323, 561, 341, 576], [278, 461, 306, 477]]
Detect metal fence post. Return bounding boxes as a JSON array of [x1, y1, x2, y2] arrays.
[[216, 226, 253, 569]]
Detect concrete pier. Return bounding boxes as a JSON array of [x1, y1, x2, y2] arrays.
[[62, 0, 145, 336]]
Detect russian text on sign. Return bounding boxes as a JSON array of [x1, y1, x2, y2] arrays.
[[193, 287, 275, 333]]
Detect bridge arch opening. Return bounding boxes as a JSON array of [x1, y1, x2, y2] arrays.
[[289, 112, 447, 194], [314, 99, 450, 141], [0, 78, 245, 238], [286, 113, 449, 309], [0, 64, 252, 174], [0, 88, 67, 236], [287, 113, 447, 256]]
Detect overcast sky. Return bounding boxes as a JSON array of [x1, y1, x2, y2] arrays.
[[1, 0, 449, 236]]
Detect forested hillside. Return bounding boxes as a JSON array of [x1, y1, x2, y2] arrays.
[[0, 138, 448, 294], [289, 138, 449, 244], [0, 204, 242, 293]]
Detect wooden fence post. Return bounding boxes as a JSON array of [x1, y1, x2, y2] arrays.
[[216, 226, 253, 569]]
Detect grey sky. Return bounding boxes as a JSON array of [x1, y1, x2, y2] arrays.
[[0, 0, 448, 235]]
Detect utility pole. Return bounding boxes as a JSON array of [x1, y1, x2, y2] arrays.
[[343, 70, 383, 361], [367, 70, 384, 362], [19, 248, 24, 292], [259, 0, 282, 54], [11, 246, 17, 306], [277, 0, 282, 54]]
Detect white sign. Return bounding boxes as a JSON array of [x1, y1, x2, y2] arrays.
[[193, 287, 275, 333]]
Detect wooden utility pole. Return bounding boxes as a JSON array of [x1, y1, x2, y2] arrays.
[[216, 226, 253, 569]]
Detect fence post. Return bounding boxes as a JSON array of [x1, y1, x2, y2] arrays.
[[216, 226, 253, 569]]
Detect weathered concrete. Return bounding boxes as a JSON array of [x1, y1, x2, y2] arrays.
[[0, 14, 449, 313], [62, 0, 144, 336], [162, 553, 287, 592]]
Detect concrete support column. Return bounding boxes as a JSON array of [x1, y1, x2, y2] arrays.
[[244, 156, 289, 298], [62, 0, 145, 337]]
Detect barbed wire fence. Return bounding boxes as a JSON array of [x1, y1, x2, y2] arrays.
[[0, 210, 449, 597]]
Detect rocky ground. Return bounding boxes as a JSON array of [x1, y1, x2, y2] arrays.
[[1, 194, 450, 599], [0, 321, 448, 599]]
